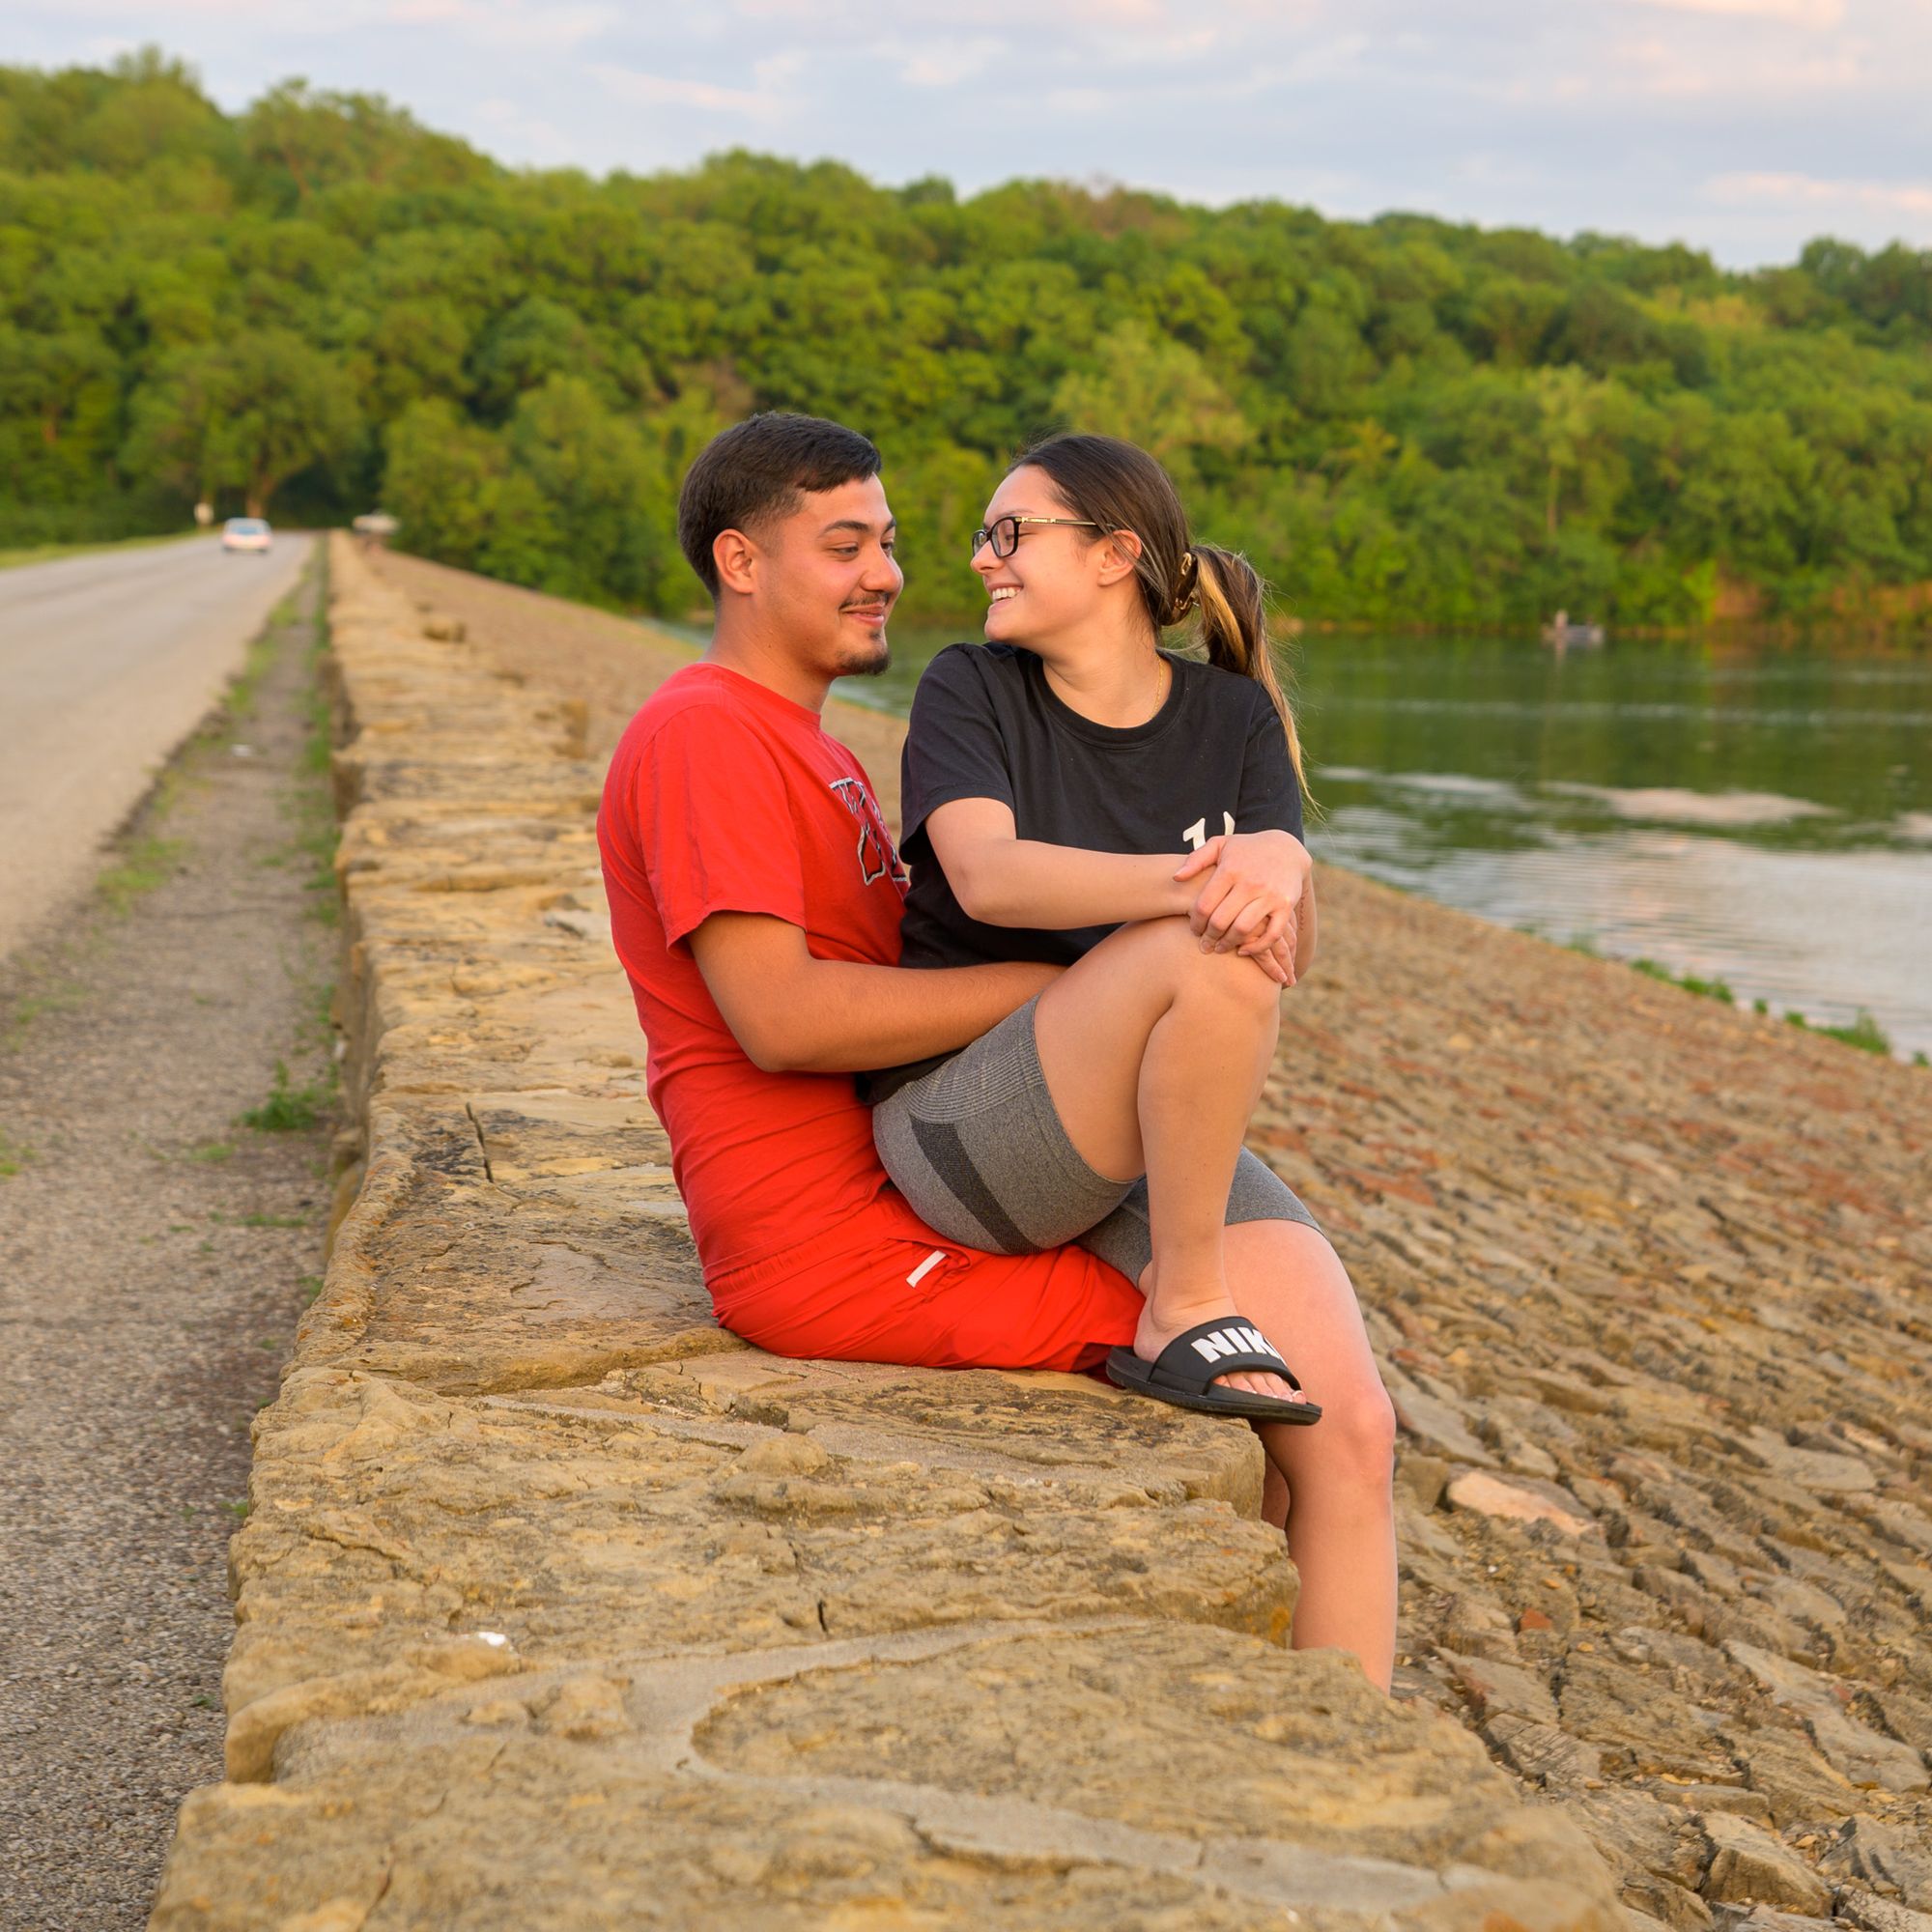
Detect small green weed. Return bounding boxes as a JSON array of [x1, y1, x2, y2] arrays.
[[1814, 1009, 1892, 1056], [0, 1130, 35, 1178], [222, 1499, 250, 1520], [1784, 1008, 1900, 1058], [98, 835, 185, 913], [240, 1060, 327, 1133], [220, 623, 281, 725], [187, 1140, 236, 1163], [4, 976, 86, 1047], [1630, 957, 1734, 1004], [299, 1273, 325, 1304], [1679, 972, 1735, 1004]]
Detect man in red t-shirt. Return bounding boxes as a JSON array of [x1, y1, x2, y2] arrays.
[[597, 414, 1144, 1370]]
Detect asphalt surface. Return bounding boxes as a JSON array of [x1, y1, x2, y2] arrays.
[[0, 535, 312, 963], [0, 562, 334, 1928]]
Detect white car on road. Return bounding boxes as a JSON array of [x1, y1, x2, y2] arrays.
[[220, 517, 272, 554]]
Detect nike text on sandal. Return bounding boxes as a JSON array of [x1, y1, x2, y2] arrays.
[[1105, 1320, 1322, 1425]]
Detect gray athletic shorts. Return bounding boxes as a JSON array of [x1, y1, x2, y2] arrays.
[[870, 994, 1321, 1288]]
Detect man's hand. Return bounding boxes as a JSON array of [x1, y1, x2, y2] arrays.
[[1174, 831, 1313, 984]]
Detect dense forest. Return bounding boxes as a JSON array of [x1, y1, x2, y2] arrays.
[[6, 50, 1932, 628]]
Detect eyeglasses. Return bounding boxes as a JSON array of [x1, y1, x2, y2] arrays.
[[970, 514, 1102, 560]]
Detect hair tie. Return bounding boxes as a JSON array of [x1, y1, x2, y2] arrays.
[[1166, 549, 1200, 626]]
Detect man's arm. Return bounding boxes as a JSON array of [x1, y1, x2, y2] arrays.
[[689, 912, 1059, 1074]]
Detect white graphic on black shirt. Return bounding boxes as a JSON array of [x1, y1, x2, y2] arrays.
[[1181, 812, 1237, 849], [830, 778, 909, 889]]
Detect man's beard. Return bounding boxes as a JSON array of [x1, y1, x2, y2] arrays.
[[833, 627, 892, 677]]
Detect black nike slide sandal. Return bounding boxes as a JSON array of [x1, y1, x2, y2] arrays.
[[1105, 1319, 1322, 1425]]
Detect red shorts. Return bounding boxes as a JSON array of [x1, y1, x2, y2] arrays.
[[708, 1192, 1142, 1374]]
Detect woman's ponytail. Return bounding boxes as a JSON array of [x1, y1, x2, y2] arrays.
[[1189, 544, 1312, 805]]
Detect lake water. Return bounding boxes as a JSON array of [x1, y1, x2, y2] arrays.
[[835, 625, 1932, 1060]]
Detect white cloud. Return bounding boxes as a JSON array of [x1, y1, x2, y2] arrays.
[[387, 0, 618, 48], [1626, 0, 1845, 25], [891, 38, 1003, 88], [589, 58, 793, 122], [1707, 170, 1932, 215], [1610, 32, 1868, 97]]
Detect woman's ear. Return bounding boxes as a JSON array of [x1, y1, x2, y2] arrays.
[[1095, 527, 1142, 587]]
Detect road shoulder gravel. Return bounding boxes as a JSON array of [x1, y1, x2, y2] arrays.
[[0, 554, 337, 1930]]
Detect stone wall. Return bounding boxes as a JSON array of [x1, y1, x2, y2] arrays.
[[150, 536, 1931, 1930]]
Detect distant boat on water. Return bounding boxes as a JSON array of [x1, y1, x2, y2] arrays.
[[1542, 609, 1606, 648]]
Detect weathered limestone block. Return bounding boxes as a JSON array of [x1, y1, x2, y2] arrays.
[[1696, 1812, 1832, 1915], [1725, 1643, 1930, 1794], [219, 1367, 1295, 1782], [158, 1631, 1624, 1932]]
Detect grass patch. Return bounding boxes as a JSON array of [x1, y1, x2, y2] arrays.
[[220, 615, 285, 727], [294, 582, 342, 923], [186, 1140, 236, 1164], [2, 972, 88, 1049], [1810, 1009, 1892, 1055], [97, 833, 186, 914], [0, 530, 197, 572], [1630, 957, 1735, 1005], [300, 1272, 325, 1304], [239, 1059, 327, 1133], [1782, 1008, 1901, 1057], [0, 1129, 36, 1178]]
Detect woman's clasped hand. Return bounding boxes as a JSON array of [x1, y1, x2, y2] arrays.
[[1173, 828, 1313, 985]]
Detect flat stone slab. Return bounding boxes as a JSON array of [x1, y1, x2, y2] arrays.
[[157, 1630, 1623, 1932]]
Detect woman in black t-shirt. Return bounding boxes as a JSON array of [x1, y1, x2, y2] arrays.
[[869, 433, 1398, 1690]]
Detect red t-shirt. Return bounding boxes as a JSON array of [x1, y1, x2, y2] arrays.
[[596, 662, 910, 1279]]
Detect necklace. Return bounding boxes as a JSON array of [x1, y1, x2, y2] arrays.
[[1140, 652, 1173, 723]]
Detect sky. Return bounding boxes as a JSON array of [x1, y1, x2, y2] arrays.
[[8, 0, 1931, 268]]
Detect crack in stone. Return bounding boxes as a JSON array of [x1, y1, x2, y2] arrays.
[[461, 1100, 496, 1183]]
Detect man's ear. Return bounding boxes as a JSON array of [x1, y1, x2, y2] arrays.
[[1095, 527, 1143, 588], [713, 527, 759, 596]]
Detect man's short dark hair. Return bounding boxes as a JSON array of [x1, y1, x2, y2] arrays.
[[677, 412, 883, 597]]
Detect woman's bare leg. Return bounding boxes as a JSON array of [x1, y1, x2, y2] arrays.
[[1224, 1220, 1397, 1690], [1034, 916, 1303, 1406]]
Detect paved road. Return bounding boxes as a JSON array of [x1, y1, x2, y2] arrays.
[[0, 534, 313, 961]]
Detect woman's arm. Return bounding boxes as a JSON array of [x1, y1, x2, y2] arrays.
[[925, 796, 1200, 931], [926, 799, 1304, 987]]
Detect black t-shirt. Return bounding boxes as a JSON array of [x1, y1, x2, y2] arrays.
[[867, 640, 1303, 1096]]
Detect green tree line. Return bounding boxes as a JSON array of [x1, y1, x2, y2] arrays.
[[6, 48, 1932, 628]]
